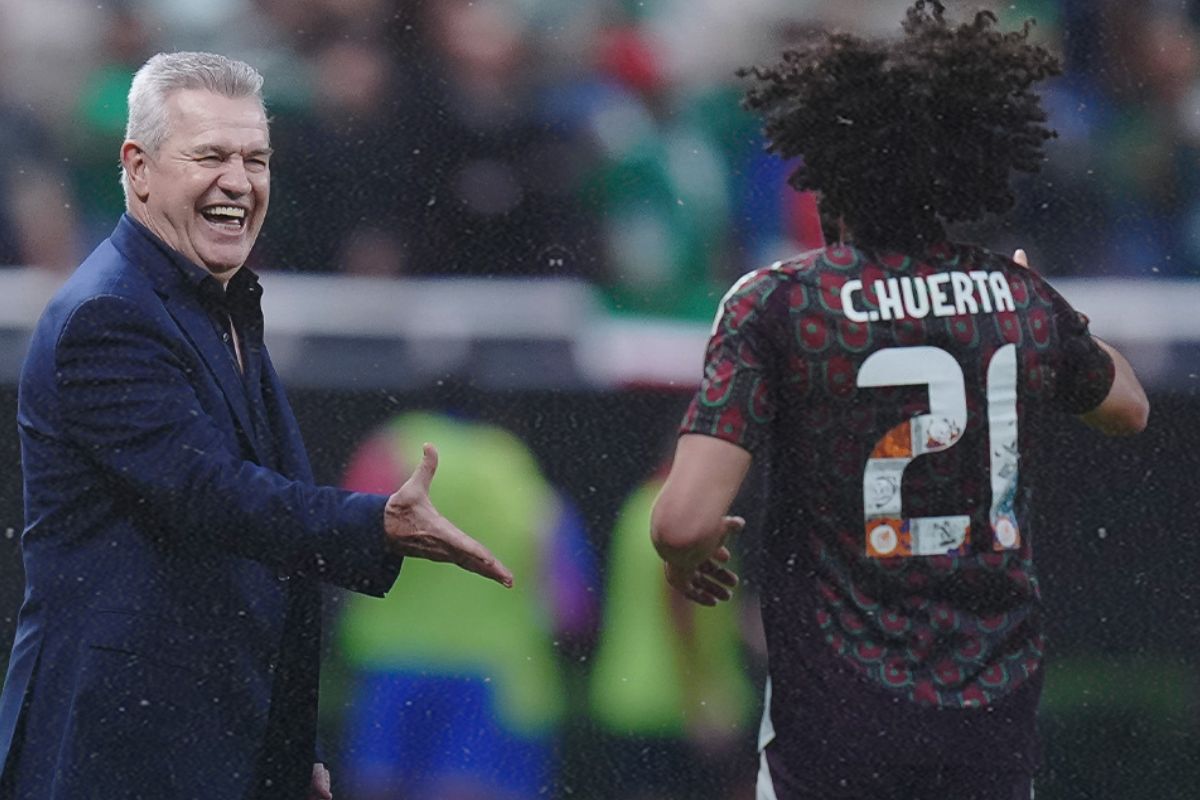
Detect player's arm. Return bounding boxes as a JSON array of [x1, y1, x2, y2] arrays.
[[651, 433, 750, 606], [1077, 337, 1149, 436], [1011, 249, 1148, 437]]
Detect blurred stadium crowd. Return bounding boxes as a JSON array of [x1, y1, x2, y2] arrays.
[[3, 0, 1200, 321]]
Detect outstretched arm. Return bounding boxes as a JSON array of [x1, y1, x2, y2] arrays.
[[651, 434, 750, 606], [55, 293, 511, 594]]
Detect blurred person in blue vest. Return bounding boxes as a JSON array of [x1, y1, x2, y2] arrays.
[[333, 411, 599, 800]]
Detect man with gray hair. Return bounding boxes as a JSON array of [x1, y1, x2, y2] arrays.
[[0, 52, 512, 799]]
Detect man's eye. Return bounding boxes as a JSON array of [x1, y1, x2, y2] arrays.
[[198, 155, 222, 164], [246, 159, 268, 171]]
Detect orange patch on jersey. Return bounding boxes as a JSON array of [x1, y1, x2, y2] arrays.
[[871, 422, 913, 458], [866, 518, 910, 558]]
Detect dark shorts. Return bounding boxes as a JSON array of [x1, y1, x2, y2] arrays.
[[760, 751, 1034, 800]]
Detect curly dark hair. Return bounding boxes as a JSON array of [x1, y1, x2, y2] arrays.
[[740, 1, 1062, 250]]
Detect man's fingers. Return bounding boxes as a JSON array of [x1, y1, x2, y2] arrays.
[[467, 553, 514, 588], [449, 529, 514, 588], [407, 443, 439, 494], [390, 513, 514, 588], [1012, 248, 1029, 269], [672, 574, 729, 606], [684, 588, 718, 607], [699, 559, 739, 588], [691, 573, 733, 602], [664, 559, 736, 605], [723, 515, 746, 535]]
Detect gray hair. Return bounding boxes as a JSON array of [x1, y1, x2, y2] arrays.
[[121, 52, 266, 204]]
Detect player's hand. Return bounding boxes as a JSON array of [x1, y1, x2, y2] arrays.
[[663, 516, 743, 606], [384, 443, 514, 588], [306, 763, 332, 800]]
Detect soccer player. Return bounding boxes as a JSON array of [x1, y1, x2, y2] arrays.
[[649, 3, 1149, 799]]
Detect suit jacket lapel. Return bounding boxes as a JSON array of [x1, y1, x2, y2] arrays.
[[162, 294, 267, 466], [109, 215, 267, 465], [260, 348, 313, 483]]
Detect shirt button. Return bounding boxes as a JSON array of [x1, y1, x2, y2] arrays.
[[222, 333, 230, 342]]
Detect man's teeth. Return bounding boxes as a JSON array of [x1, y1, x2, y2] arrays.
[[204, 206, 246, 220]]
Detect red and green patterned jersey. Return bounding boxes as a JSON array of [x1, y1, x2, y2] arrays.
[[682, 242, 1114, 769]]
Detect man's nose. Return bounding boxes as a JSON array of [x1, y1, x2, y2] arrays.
[[217, 158, 253, 196]]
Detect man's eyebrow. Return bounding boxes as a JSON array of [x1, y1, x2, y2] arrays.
[[187, 145, 274, 157]]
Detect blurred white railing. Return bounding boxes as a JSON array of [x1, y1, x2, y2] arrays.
[[0, 268, 1193, 390]]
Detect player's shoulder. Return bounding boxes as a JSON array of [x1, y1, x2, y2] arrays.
[[944, 241, 1024, 274], [941, 240, 1044, 276], [722, 247, 831, 299], [772, 246, 845, 280], [946, 241, 1069, 308], [709, 251, 837, 339]]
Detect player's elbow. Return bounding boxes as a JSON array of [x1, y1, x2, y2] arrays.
[[1116, 399, 1150, 435], [649, 512, 687, 558], [1081, 396, 1149, 436], [650, 498, 705, 558], [1125, 397, 1150, 434]]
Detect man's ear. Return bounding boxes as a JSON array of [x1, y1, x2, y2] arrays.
[[121, 140, 151, 202]]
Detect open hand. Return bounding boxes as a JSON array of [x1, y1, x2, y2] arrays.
[[663, 516, 743, 606], [384, 443, 514, 588]]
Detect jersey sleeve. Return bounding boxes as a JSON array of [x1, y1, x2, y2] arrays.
[[1040, 277, 1116, 414], [680, 270, 781, 453]]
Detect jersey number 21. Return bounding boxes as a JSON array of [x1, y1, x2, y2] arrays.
[[858, 345, 1020, 559]]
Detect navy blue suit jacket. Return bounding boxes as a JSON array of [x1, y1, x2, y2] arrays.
[[0, 216, 401, 798]]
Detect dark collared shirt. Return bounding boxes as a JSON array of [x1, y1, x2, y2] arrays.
[[123, 214, 279, 470]]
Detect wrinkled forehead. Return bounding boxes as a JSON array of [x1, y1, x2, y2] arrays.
[[164, 88, 270, 147]]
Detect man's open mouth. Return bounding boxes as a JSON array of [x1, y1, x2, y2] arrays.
[[201, 205, 247, 230]]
